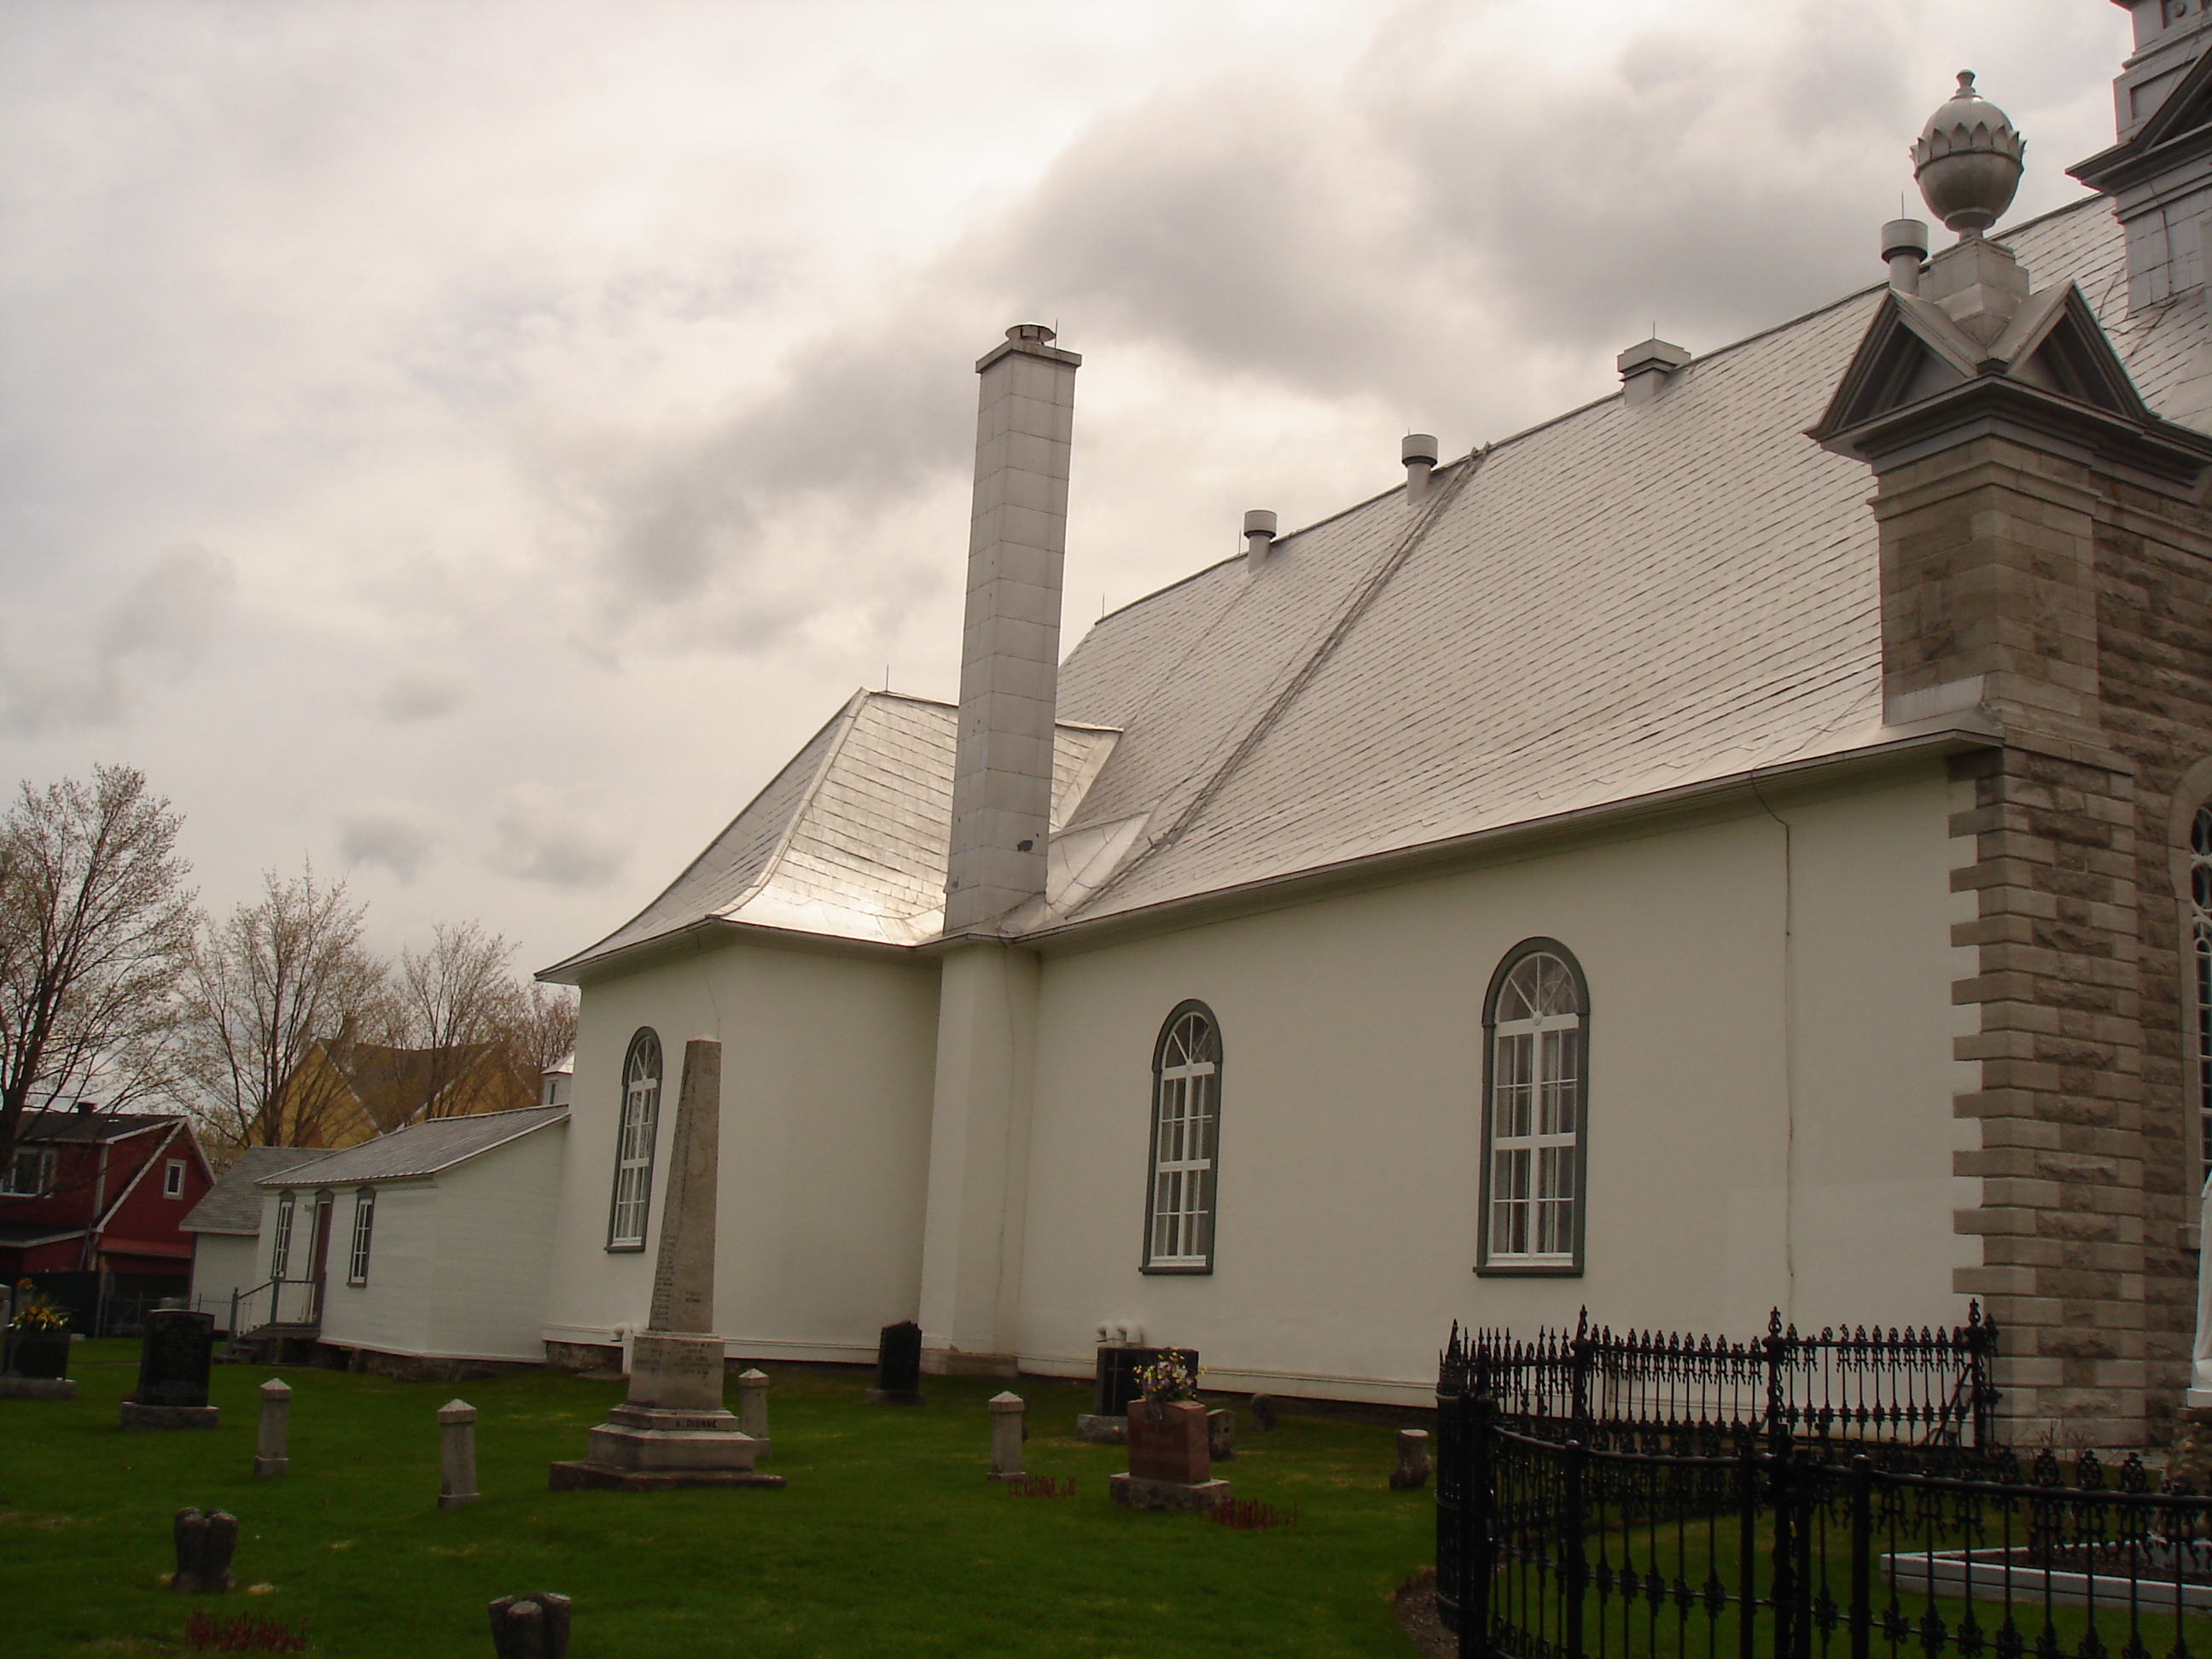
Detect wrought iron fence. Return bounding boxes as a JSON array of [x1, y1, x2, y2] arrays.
[[1445, 1404, 2212, 1659], [1440, 1308, 2000, 1456]]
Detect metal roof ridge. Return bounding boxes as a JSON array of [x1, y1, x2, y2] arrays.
[[1068, 448, 1489, 920]]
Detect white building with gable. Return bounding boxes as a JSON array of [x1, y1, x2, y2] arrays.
[[518, 9, 2212, 1447]]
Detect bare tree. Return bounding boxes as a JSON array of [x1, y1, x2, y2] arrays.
[[0, 765, 195, 1165], [178, 863, 387, 1151], [512, 981, 579, 1077], [370, 920, 532, 1124]]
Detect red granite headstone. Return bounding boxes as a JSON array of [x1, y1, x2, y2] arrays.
[[1126, 1400, 1210, 1485]]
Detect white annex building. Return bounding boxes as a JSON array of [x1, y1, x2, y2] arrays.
[[506, 9, 2212, 1446]]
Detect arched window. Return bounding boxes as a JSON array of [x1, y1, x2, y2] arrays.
[[2192, 808, 2212, 1185], [606, 1028, 663, 1252], [1144, 1003, 1221, 1273], [1479, 941, 1589, 1275]]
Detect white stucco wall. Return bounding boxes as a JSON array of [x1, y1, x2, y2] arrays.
[[188, 1234, 259, 1330], [1013, 764, 1976, 1404], [540, 937, 940, 1363]]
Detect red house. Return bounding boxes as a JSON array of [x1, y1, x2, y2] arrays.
[[0, 1107, 216, 1332]]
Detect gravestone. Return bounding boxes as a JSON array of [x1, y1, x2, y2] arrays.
[[1390, 1428, 1433, 1491], [440, 1399, 480, 1508], [867, 1321, 925, 1406], [550, 1038, 781, 1491], [488, 1592, 572, 1659], [736, 1368, 771, 1460], [171, 1508, 238, 1593], [987, 1392, 1025, 1482], [1078, 1345, 1198, 1443], [1249, 1394, 1278, 1432], [254, 1378, 291, 1476], [1207, 1407, 1235, 1462], [1112, 1399, 1230, 1511], [122, 1311, 219, 1429]]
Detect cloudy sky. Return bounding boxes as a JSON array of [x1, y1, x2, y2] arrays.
[[0, 0, 2137, 974]]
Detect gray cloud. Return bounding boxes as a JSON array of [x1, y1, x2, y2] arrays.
[[337, 801, 441, 882], [375, 672, 468, 723], [0, 544, 235, 735], [492, 788, 625, 888]]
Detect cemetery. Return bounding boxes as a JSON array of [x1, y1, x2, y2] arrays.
[[0, 1331, 1440, 1656]]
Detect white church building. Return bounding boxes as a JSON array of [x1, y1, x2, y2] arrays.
[[503, 8, 2212, 1447]]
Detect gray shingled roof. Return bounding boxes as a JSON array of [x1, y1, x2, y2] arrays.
[[180, 1147, 332, 1235], [259, 1108, 568, 1187], [546, 194, 2197, 969]]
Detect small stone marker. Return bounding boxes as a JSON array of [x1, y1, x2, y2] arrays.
[[1249, 1393, 1278, 1432], [1207, 1407, 1236, 1462], [867, 1320, 925, 1406], [122, 1310, 220, 1429], [488, 1592, 572, 1658], [254, 1379, 292, 1477], [1391, 1428, 1433, 1491], [1112, 1399, 1231, 1511], [736, 1368, 771, 1460], [172, 1508, 238, 1593], [439, 1399, 480, 1509], [987, 1392, 1026, 1482]]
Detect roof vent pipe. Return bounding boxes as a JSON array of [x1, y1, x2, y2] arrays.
[[1243, 509, 1278, 569], [1617, 337, 1691, 406], [1402, 433, 1439, 504], [1883, 218, 1930, 295]]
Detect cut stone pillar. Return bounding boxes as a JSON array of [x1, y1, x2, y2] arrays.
[[1390, 1428, 1433, 1490], [736, 1368, 771, 1458], [943, 323, 1080, 935], [254, 1378, 291, 1477], [987, 1391, 1025, 1482], [550, 1039, 782, 1491], [439, 1399, 480, 1509]]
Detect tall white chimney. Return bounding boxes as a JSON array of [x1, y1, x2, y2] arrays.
[[944, 323, 1081, 934]]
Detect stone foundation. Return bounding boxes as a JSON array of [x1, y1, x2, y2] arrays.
[[121, 1400, 220, 1429], [1109, 1473, 1231, 1511]]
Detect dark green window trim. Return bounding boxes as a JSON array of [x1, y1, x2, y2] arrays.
[[1140, 999, 1222, 1276], [1476, 938, 1590, 1278]]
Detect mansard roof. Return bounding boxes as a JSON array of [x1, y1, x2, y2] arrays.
[[546, 192, 2211, 975]]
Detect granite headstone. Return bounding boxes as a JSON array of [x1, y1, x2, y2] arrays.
[[867, 1320, 925, 1406], [122, 1311, 219, 1428]]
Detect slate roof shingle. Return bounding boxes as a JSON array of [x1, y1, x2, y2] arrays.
[[180, 1148, 332, 1235]]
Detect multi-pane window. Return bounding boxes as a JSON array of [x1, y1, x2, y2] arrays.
[[607, 1029, 663, 1251], [347, 1189, 375, 1285], [271, 1191, 296, 1278], [1144, 1004, 1221, 1272], [1482, 945, 1587, 1272], [2192, 808, 2212, 1185], [1, 1147, 55, 1196]]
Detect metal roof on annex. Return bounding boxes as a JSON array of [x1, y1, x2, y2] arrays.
[[259, 1108, 568, 1188], [544, 195, 2203, 973], [181, 1147, 332, 1235]]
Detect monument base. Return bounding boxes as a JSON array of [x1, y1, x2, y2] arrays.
[[1075, 1413, 1126, 1445], [1110, 1473, 1231, 1511], [866, 1388, 925, 1407], [121, 1400, 220, 1429], [549, 1460, 785, 1491], [0, 1376, 76, 1400], [253, 1456, 288, 1477]]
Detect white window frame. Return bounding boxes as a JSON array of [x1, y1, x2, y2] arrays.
[[163, 1158, 185, 1198], [1479, 941, 1589, 1276], [1, 1147, 55, 1196], [607, 1029, 663, 1252], [346, 1188, 375, 1285], [271, 1190, 295, 1279], [1143, 1003, 1221, 1273]]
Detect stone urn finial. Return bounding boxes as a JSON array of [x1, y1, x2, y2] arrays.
[[1912, 70, 2026, 239]]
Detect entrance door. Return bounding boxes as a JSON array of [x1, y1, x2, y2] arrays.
[[306, 1191, 335, 1325]]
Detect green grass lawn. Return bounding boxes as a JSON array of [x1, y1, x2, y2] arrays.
[[1, 1342, 1434, 1657]]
